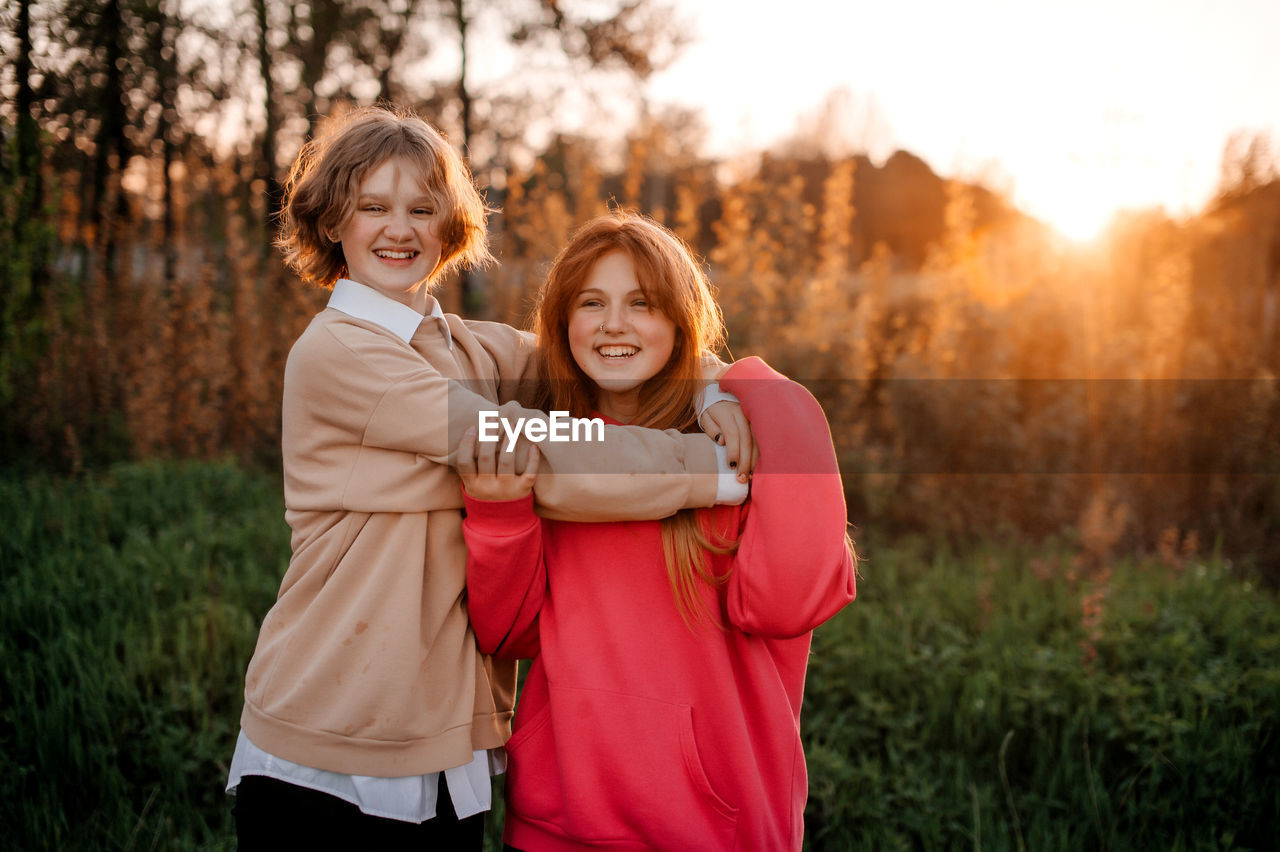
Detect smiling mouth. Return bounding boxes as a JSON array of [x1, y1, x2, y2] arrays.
[[597, 345, 639, 358], [375, 249, 418, 260]]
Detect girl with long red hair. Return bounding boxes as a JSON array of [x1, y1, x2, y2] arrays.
[[456, 211, 857, 851]]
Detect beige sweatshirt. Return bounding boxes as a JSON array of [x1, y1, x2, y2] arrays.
[[239, 280, 720, 778]]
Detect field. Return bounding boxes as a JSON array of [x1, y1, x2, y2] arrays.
[[2, 460, 1277, 850]]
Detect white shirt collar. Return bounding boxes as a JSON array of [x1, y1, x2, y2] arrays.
[[327, 278, 452, 349]]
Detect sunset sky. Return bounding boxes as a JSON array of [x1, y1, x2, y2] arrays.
[[644, 0, 1280, 240]]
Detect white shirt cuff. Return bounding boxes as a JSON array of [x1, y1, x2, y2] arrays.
[[696, 382, 739, 423], [713, 441, 749, 505]]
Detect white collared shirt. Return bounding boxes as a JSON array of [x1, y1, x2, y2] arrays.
[[226, 731, 504, 822], [327, 277, 454, 349]]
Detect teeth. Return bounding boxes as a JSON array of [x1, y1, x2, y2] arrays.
[[598, 345, 638, 357], [375, 250, 416, 259]]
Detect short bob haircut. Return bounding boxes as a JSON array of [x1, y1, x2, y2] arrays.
[[276, 105, 494, 288], [533, 210, 726, 432]]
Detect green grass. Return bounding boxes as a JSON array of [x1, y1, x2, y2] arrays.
[[0, 460, 287, 851], [2, 461, 1277, 850], [803, 538, 1280, 850]]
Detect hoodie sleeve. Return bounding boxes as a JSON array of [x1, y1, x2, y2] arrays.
[[720, 357, 856, 638], [462, 492, 545, 659]]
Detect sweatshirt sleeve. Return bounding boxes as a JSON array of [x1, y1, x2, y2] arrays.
[[463, 492, 544, 659], [720, 357, 856, 638], [463, 319, 542, 406], [342, 327, 722, 519]]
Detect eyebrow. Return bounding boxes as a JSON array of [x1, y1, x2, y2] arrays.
[[355, 193, 435, 205], [577, 287, 646, 298]]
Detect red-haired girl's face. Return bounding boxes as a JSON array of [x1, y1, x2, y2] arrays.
[[334, 157, 443, 306], [567, 250, 676, 423]]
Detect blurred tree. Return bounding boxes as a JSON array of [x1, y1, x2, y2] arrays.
[[250, 0, 426, 219], [53, 0, 130, 229], [24, 0, 227, 238], [0, 0, 53, 463], [246, 0, 685, 305], [8, 0, 41, 224], [252, 0, 282, 220], [260, 1, 423, 138], [1218, 130, 1277, 199], [778, 86, 893, 163], [407, 0, 689, 161], [427, 0, 690, 307], [0, 0, 234, 464]]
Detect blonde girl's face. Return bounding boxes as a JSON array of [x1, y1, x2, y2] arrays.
[[567, 250, 677, 423], [333, 156, 443, 307]]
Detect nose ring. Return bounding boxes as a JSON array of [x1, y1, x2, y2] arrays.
[[599, 323, 607, 333]]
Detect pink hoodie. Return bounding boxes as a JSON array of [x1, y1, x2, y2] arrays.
[[464, 356, 857, 851]]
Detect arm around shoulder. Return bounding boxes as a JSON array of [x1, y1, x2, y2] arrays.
[[530, 427, 722, 522]]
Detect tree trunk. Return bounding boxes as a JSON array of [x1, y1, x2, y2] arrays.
[[14, 0, 41, 224], [94, 0, 130, 232], [376, 0, 421, 104], [297, 0, 343, 140], [255, 0, 281, 222], [152, 12, 178, 286], [453, 0, 473, 155], [451, 0, 475, 311]]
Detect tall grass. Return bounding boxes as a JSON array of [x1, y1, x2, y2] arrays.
[[0, 460, 287, 850], [8, 124, 1280, 566], [804, 535, 1280, 850], [3, 460, 1277, 849]]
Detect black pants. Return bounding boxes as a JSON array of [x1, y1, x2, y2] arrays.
[[234, 773, 485, 850]]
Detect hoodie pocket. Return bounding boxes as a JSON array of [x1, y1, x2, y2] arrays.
[[506, 686, 738, 849]]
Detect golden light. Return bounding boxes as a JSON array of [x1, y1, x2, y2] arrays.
[[1016, 165, 1123, 245], [1041, 197, 1118, 244]]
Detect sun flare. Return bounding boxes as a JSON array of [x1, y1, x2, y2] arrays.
[[1041, 198, 1117, 244], [1016, 167, 1124, 245]]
